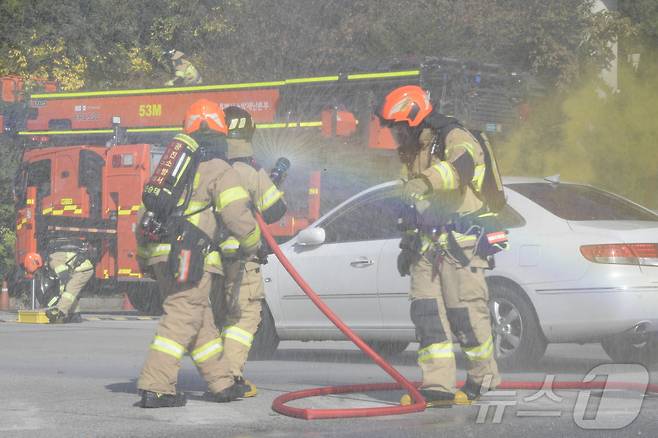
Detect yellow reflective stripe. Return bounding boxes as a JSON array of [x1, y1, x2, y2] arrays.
[[257, 185, 283, 212], [150, 336, 185, 360], [222, 326, 254, 347], [472, 164, 486, 191], [74, 259, 93, 272], [448, 141, 476, 160], [216, 186, 249, 211], [193, 172, 201, 189], [241, 226, 261, 250], [285, 76, 339, 84], [54, 264, 69, 274], [150, 243, 172, 257], [183, 200, 208, 226], [191, 338, 223, 363], [347, 70, 420, 80], [174, 133, 199, 152], [204, 250, 223, 270], [219, 237, 240, 254], [418, 342, 455, 363], [173, 156, 192, 187], [431, 162, 457, 190], [60, 292, 76, 302], [463, 336, 494, 361], [420, 234, 433, 254], [453, 232, 477, 244], [31, 81, 287, 99]]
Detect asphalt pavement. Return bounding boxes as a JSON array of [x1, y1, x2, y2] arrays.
[[1, 312, 657, 438]]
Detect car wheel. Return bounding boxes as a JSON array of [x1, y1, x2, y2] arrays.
[[126, 283, 163, 316], [488, 280, 547, 369], [601, 332, 658, 367], [365, 341, 410, 357], [248, 301, 280, 360]]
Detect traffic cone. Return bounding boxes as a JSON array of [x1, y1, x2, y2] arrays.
[[0, 280, 9, 311], [122, 293, 134, 311]]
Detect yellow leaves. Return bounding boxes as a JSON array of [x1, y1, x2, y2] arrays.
[[128, 47, 153, 74], [3, 36, 87, 90]]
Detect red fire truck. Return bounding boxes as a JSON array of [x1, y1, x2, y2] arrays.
[[5, 58, 531, 312]]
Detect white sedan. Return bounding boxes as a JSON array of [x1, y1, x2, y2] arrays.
[[253, 177, 658, 368]]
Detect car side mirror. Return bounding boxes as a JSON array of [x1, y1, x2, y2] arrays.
[[296, 227, 326, 246]]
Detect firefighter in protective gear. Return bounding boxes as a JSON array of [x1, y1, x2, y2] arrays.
[[379, 85, 501, 406], [164, 50, 202, 86], [44, 238, 95, 324], [136, 99, 261, 408], [213, 106, 287, 399]]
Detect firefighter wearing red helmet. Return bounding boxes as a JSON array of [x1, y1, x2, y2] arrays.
[[136, 99, 262, 407], [380, 85, 502, 406]]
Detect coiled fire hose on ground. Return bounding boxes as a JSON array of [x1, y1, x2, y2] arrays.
[[256, 214, 658, 420]]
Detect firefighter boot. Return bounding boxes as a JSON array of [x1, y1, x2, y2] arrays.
[[65, 312, 83, 323], [140, 390, 187, 408], [204, 382, 245, 403], [400, 389, 456, 408], [235, 376, 257, 398], [454, 378, 485, 405], [46, 308, 67, 324]]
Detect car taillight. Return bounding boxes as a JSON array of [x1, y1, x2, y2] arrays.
[[580, 244, 658, 266]]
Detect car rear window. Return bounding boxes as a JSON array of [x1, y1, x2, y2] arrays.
[[507, 183, 658, 221]]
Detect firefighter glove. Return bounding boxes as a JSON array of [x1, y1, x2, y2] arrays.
[[397, 249, 418, 277], [401, 177, 430, 205]]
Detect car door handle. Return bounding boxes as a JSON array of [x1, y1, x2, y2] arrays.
[[350, 258, 374, 268]]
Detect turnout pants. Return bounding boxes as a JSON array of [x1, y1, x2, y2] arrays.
[[410, 252, 500, 393], [213, 260, 264, 391], [138, 263, 226, 395], [48, 251, 94, 316]]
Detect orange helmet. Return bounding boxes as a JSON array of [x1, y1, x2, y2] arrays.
[[183, 99, 228, 135], [379, 85, 433, 127], [24, 252, 43, 274]]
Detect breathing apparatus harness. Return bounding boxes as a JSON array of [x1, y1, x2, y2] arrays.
[[397, 114, 508, 269], [141, 132, 229, 285]]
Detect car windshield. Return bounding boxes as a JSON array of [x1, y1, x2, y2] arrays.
[[507, 183, 658, 221]]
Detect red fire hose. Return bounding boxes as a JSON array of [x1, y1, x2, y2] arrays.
[[256, 215, 658, 420], [256, 214, 426, 419]]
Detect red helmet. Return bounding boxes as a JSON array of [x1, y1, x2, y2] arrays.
[[24, 252, 43, 274], [380, 85, 433, 127], [183, 99, 228, 135]]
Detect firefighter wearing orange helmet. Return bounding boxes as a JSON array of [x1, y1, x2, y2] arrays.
[[379, 85, 503, 406], [136, 99, 261, 407], [211, 106, 287, 400]]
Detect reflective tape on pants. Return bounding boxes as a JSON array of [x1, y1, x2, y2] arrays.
[[222, 325, 254, 347], [150, 335, 185, 360], [191, 338, 223, 364], [463, 335, 494, 362]]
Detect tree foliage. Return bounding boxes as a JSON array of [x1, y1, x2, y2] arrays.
[[0, 0, 636, 89]]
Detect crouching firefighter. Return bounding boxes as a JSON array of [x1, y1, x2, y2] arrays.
[[211, 106, 288, 402], [379, 85, 509, 407], [135, 99, 261, 408], [44, 237, 96, 324]]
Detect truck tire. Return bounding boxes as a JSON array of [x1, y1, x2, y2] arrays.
[[126, 283, 163, 316], [488, 279, 547, 370], [601, 333, 658, 368], [248, 301, 279, 360]]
